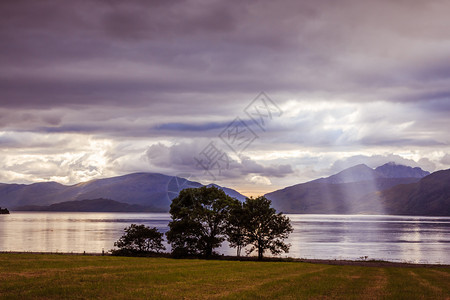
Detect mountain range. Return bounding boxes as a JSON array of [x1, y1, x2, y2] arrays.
[[1, 162, 449, 216], [0, 173, 246, 212], [265, 163, 449, 216]]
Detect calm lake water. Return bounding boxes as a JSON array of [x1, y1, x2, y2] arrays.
[[0, 212, 449, 264]]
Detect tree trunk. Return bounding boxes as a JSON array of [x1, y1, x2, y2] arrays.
[[258, 246, 263, 260], [205, 239, 213, 257]]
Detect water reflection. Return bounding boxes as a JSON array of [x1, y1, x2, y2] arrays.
[[0, 212, 449, 264]]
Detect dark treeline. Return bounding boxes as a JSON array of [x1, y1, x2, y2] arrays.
[[112, 186, 293, 260], [0, 207, 9, 214]]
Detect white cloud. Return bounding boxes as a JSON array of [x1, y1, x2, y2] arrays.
[[249, 175, 272, 186]]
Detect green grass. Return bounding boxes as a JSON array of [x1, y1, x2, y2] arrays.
[[0, 254, 449, 299]]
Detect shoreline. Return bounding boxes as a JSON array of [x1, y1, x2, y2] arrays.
[[1, 251, 448, 268]]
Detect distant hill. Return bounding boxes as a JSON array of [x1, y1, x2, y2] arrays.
[[265, 177, 420, 214], [371, 169, 450, 216], [13, 198, 162, 212], [265, 163, 442, 215], [0, 173, 247, 212]]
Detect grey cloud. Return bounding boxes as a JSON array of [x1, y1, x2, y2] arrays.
[[440, 154, 450, 166], [146, 142, 203, 171], [145, 141, 294, 180], [41, 114, 62, 126], [417, 158, 436, 172], [155, 121, 232, 132], [240, 157, 293, 178], [102, 0, 236, 40], [0, 131, 77, 150]]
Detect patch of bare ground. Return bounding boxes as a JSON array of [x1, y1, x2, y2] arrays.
[[409, 270, 443, 294], [0, 265, 120, 280], [0, 269, 64, 279]]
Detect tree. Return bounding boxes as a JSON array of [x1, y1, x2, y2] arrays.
[[242, 196, 293, 260], [114, 224, 165, 254], [166, 186, 235, 257], [225, 200, 248, 257]]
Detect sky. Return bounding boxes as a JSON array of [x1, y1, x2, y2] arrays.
[[0, 0, 449, 196]]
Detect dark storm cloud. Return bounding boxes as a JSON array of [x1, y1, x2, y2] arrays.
[[2, 0, 449, 110], [102, 0, 236, 40], [155, 121, 231, 132]]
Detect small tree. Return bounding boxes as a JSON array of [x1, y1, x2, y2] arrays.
[[226, 200, 248, 257], [114, 224, 165, 254], [242, 196, 293, 260], [166, 186, 235, 257]]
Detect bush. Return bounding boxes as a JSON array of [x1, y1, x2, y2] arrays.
[[112, 224, 165, 255]]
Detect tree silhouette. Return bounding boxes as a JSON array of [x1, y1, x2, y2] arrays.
[[241, 196, 293, 260], [114, 224, 165, 254], [166, 186, 235, 257]]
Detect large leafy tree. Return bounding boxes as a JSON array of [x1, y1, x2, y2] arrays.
[[166, 186, 235, 257], [114, 224, 165, 254], [242, 196, 293, 260]]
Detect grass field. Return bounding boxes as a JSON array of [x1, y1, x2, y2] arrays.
[[1, 254, 449, 299]]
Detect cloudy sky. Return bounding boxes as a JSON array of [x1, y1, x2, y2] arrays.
[[1, 0, 449, 196]]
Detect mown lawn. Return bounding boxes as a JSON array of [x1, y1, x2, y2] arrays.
[[0, 254, 449, 299]]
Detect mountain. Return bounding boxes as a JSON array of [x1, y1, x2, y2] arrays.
[[311, 162, 430, 185], [13, 198, 162, 212], [314, 164, 381, 184], [371, 169, 450, 216], [0, 173, 247, 212], [265, 177, 420, 214], [265, 163, 437, 215], [375, 162, 430, 178]]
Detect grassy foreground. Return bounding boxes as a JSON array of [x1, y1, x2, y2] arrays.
[[1, 254, 449, 299]]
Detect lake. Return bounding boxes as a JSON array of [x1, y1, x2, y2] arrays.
[[0, 212, 449, 264]]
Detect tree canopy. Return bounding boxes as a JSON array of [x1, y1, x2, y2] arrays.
[[113, 224, 165, 255], [239, 196, 293, 260], [166, 185, 236, 257]]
